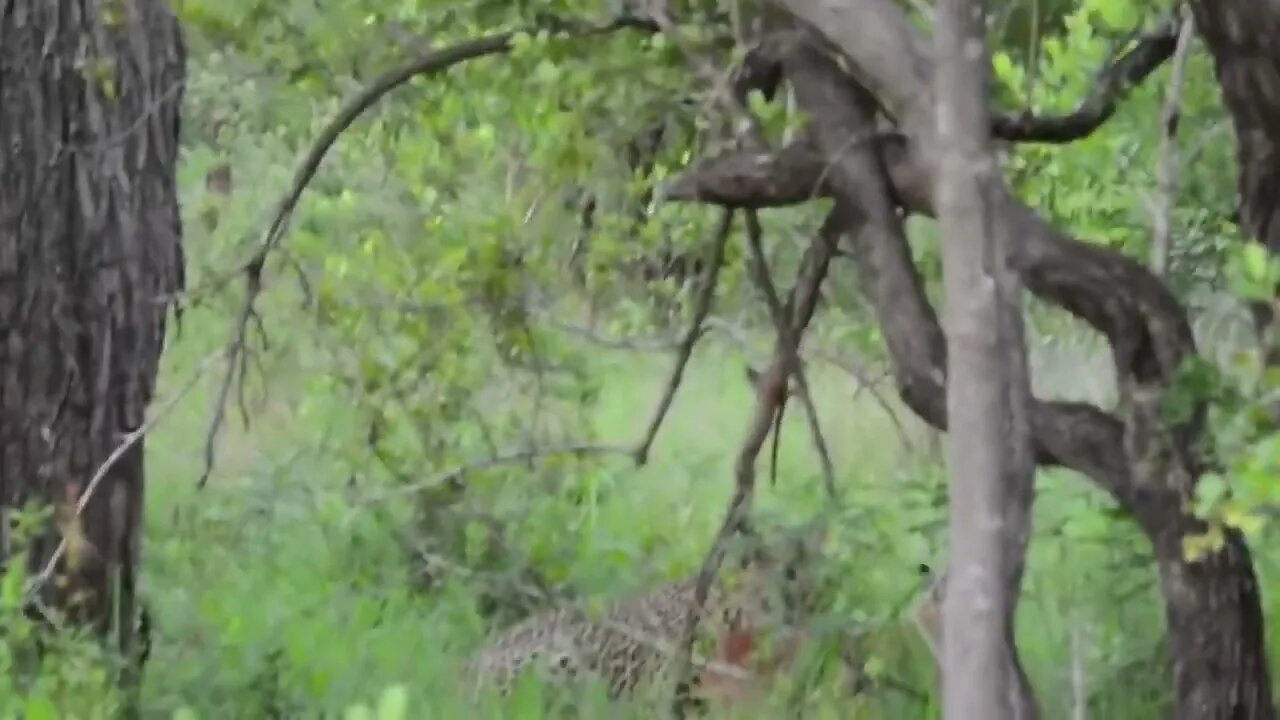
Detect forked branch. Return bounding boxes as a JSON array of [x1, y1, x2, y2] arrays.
[[742, 211, 837, 498]]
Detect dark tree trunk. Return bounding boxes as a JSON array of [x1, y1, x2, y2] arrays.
[[1174, 4, 1280, 715], [0, 0, 186, 678], [1187, 0, 1280, 349]]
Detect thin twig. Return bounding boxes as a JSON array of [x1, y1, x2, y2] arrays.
[[26, 350, 224, 597], [808, 346, 914, 451], [633, 209, 735, 466], [669, 472, 756, 718], [535, 311, 685, 351], [744, 211, 837, 498], [372, 443, 633, 502]]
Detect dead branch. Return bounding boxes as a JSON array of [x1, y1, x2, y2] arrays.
[[669, 461, 756, 718], [375, 442, 634, 503], [536, 312, 686, 351], [659, 141, 832, 207], [743, 211, 838, 498], [201, 14, 661, 489], [633, 209, 735, 466]]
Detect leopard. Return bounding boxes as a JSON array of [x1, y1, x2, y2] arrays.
[[463, 522, 828, 708]]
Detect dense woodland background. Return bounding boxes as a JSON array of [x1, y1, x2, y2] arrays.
[[5, 0, 1280, 717]]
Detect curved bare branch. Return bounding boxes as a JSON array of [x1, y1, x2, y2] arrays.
[[200, 15, 661, 488]]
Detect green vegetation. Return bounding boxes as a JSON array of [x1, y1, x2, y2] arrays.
[[6, 0, 1280, 717]]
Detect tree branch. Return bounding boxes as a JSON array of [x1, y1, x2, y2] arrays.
[[634, 209, 735, 466], [990, 16, 1183, 143], [773, 4, 1198, 392], [743, 211, 838, 499], [372, 442, 635, 504], [660, 140, 832, 207], [200, 14, 662, 488], [778, 37, 1140, 508]]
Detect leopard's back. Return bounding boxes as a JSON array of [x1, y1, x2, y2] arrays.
[[466, 523, 826, 702], [467, 577, 728, 698]]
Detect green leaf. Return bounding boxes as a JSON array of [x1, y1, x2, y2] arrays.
[[1090, 0, 1137, 31], [1193, 473, 1229, 516], [1220, 501, 1266, 538], [1182, 524, 1225, 562], [1243, 244, 1271, 284], [23, 697, 59, 720]]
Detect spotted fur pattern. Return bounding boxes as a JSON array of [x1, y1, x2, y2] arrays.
[[466, 526, 825, 702]]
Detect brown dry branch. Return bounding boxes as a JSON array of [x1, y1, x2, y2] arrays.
[[742, 211, 837, 498], [201, 14, 662, 489], [668, 465, 755, 718], [806, 346, 912, 450], [667, 214, 840, 718], [536, 312, 687, 352], [633, 209, 735, 466], [373, 443, 634, 503]]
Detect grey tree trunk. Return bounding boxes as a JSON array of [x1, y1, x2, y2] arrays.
[[934, 1, 1039, 718], [0, 0, 186, 681]]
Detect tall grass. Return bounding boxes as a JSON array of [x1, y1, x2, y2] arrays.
[[122, 283, 1268, 718]]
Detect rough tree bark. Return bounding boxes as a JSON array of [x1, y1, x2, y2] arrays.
[[1187, 0, 1280, 355], [934, 0, 1039, 717], [0, 0, 186, 676], [660, 0, 1274, 716]]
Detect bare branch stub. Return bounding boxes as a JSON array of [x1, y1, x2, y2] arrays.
[[659, 141, 831, 207]]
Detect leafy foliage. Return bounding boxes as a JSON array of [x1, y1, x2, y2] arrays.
[[8, 0, 1280, 716]]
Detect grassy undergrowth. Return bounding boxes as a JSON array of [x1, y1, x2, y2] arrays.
[[119, 288, 1280, 719]]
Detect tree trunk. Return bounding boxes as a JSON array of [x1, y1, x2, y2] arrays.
[[934, 0, 1039, 717], [1124, 384, 1274, 718], [1173, 3, 1280, 716], [1186, 0, 1280, 349], [0, 0, 186, 679]]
